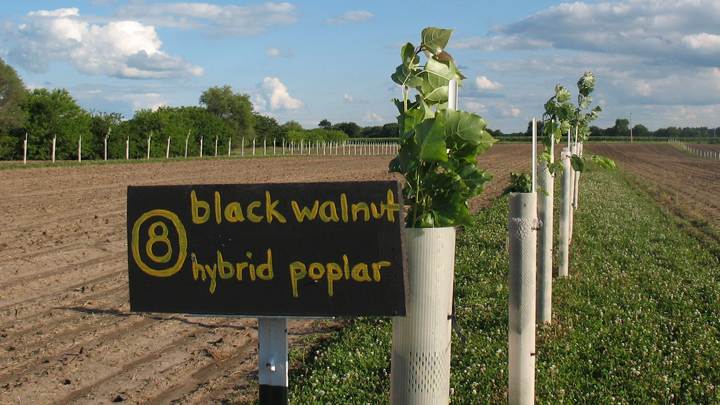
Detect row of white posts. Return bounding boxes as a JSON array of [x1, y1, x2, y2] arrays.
[[241, 138, 399, 157], [669, 139, 720, 160], [20, 136, 397, 164], [507, 122, 582, 404]]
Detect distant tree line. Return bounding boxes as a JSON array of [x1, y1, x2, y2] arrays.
[[3, 54, 716, 160], [0, 57, 401, 161], [508, 118, 717, 139]]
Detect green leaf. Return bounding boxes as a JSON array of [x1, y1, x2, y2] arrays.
[[421, 27, 454, 55], [457, 163, 493, 197], [506, 172, 533, 194], [592, 154, 616, 170], [398, 109, 424, 141], [389, 143, 421, 175], [416, 118, 448, 162], [444, 109, 489, 146], [556, 87, 571, 103], [570, 154, 585, 172], [434, 202, 469, 227], [424, 58, 464, 83], [391, 63, 422, 88], [401, 42, 419, 65]]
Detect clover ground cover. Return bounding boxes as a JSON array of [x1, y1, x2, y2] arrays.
[[286, 165, 720, 404]]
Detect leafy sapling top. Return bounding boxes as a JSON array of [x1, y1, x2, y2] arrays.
[[389, 27, 496, 229], [541, 72, 616, 173]]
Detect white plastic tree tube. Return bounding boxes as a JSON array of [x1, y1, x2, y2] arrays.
[[52, 136, 56, 163], [391, 227, 455, 405], [508, 192, 538, 405], [573, 142, 583, 210], [568, 144, 577, 241], [536, 154, 554, 324], [557, 148, 572, 277]]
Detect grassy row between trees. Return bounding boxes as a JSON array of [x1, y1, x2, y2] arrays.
[[262, 165, 720, 404]]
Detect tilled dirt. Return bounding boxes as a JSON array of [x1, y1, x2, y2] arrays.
[[0, 144, 530, 405], [587, 143, 720, 226]]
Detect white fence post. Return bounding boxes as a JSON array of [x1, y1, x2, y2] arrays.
[[200, 136, 203, 158], [126, 137, 129, 160], [23, 134, 27, 164], [52, 136, 56, 163], [508, 192, 538, 405], [167, 137, 171, 159], [147, 133, 152, 160], [78, 135, 82, 162]]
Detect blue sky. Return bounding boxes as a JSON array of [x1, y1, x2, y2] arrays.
[[1, 0, 719, 133]]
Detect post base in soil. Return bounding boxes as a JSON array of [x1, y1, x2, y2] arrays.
[[259, 385, 288, 405]]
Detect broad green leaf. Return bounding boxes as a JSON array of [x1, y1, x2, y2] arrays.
[[556, 86, 571, 103], [424, 58, 464, 84], [389, 143, 421, 175], [444, 109, 489, 146], [391, 63, 422, 88], [507, 172, 533, 193], [570, 154, 585, 172], [418, 74, 449, 103], [457, 163, 493, 196], [421, 27, 454, 55], [416, 118, 448, 163], [592, 154, 616, 169], [398, 109, 424, 141], [401, 42, 419, 65]]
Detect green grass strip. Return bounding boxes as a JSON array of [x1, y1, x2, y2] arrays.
[[280, 167, 720, 404]]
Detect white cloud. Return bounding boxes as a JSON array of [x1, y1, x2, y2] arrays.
[[503, 108, 521, 118], [343, 94, 354, 103], [3, 8, 204, 79], [458, 0, 720, 67], [475, 76, 504, 91], [326, 11, 374, 24], [114, 2, 299, 38], [682, 33, 720, 54], [265, 47, 292, 57], [257, 77, 304, 111], [362, 111, 384, 123]]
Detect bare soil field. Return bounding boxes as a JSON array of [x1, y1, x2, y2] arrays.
[[0, 144, 529, 405], [587, 143, 720, 226]]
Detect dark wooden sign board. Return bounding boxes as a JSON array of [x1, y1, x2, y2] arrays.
[[127, 181, 408, 317]]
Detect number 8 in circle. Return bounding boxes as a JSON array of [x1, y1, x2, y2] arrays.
[[132, 209, 188, 277]]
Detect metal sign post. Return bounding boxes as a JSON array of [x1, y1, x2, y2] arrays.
[[258, 318, 289, 405]]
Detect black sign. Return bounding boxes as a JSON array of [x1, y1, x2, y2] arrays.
[[127, 181, 407, 317]]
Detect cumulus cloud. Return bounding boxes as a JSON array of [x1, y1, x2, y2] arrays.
[[343, 94, 355, 103], [362, 111, 384, 123], [2, 8, 204, 79], [458, 0, 720, 67], [114, 2, 299, 38], [256, 77, 304, 112], [475, 76, 504, 91], [326, 11, 374, 24], [265, 47, 292, 57]]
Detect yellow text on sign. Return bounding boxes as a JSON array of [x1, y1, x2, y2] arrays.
[[131, 209, 188, 277]]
